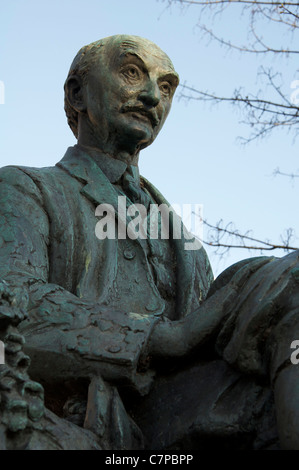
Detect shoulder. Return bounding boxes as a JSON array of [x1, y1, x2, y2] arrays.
[[0, 164, 66, 206], [0, 165, 44, 201], [0, 165, 38, 187], [0, 163, 73, 194]]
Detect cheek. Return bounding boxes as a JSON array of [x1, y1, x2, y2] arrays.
[[159, 101, 171, 123], [112, 81, 134, 101], [164, 99, 172, 115]]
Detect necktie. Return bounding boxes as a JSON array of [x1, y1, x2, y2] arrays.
[[122, 166, 151, 209]]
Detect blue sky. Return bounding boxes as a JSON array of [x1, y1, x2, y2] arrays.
[[1, 0, 298, 276]]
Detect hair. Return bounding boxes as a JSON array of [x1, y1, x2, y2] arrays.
[[64, 39, 107, 139]]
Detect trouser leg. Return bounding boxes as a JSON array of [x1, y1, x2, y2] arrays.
[[126, 359, 278, 450]]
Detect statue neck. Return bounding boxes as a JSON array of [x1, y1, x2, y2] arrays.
[[77, 142, 139, 167], [76, 118, 141, 166]]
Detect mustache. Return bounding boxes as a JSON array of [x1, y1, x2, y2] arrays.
[[120, 104, 159, 127]]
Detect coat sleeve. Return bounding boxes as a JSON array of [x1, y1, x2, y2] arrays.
[[0, 166, 158, 394]]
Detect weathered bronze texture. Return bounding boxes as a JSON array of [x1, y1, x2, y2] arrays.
[[0, 35, 299, 449]]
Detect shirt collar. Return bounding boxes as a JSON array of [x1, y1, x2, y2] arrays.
[[76, 144, 137, 184]]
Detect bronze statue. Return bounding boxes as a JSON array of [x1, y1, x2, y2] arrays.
[[0, 34, 299, 450]]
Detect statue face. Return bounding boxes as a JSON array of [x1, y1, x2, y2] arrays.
[[84, 36, 179, 152]]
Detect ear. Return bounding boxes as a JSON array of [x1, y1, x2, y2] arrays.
[[65, 75, 86, 113]]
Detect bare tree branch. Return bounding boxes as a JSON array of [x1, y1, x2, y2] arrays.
[[178, 63, 299, 143], [197, 23, 299, 54], [163, 0, 299, 255], [200, 219, 298, 254], [164, 1, 299, 8], [273, 167, 299, 178]]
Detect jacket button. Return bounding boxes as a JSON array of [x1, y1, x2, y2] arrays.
[[146, 303, 160, 313], [107, 345, 121, 353], [124, 249, 136, 260]]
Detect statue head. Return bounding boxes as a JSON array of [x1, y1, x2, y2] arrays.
[[64, 35, 179, 155]]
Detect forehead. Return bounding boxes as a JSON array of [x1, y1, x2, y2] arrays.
[[104, 36, 179, 82]]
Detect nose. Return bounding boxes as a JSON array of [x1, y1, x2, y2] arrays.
[[138, 79, 160, 107]]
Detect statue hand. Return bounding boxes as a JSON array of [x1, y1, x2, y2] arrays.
[[146, 257, 271, 359]]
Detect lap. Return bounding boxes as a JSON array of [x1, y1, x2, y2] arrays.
[[126, 359, 279, 449]]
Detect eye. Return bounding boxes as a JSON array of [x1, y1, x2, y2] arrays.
[[159, 81, 172, 97], [122, 65, 141, 81]]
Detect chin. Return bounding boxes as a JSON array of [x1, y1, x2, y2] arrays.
[[123, 124, 153, 146], [139, 135, 156, 150]]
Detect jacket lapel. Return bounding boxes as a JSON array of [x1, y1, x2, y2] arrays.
[[57, 146, 119, 208], [57, 146, 145, 250]]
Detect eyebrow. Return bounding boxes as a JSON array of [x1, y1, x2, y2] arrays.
[[119, 51, 144, 63]]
